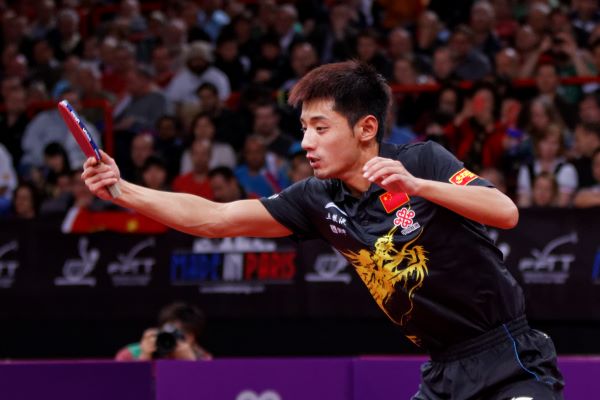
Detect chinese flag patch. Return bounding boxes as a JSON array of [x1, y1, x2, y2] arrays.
[[379, 191, 409, 213], [449, 168, 478, 186]]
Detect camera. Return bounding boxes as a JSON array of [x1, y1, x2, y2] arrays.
[[153, 324, 185, 359]]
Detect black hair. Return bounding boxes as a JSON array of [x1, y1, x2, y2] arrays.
[[288, 60, 391, 142]]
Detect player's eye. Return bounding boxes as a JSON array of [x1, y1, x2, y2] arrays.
[[316, 127, 327, 133]]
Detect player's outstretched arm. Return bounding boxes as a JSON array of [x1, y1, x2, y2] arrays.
[[363, 157, 519, 229], [82, 151, 292, 238]]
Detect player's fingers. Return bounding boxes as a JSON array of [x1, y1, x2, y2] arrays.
[[99, 150, 115, 165], [88, 178, 118, 194], [363, 156, 383, 171], [85, 171, 117, 186], [83, 157, 98, 169], [366, 165, 398, 182], [364, 160, 402, 180], [381, 174, 404, 186], [81, 162, 112, 180]]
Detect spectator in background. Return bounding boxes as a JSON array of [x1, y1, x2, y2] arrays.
[[41, 142, 71, 200], [517, 124, 578, 207], [236, 134, 290, 198], [154, 115, 184, 181], [280, 41, 318, 92], [308, 2, 357, 64], [469, 1, 501, 62], [431, 46, 458, 84], [0, 143, 17, 215], [578, 91, 600, 123], [572, 122, 600, 188], [526, 2, 551, 37], [39, 169, 73, 215], [113, 65, 168, 134], [121, 132, 154, 185], [250, 34, 286, 88], [29, 39, 62, 94], [273, 4, 304, 56], [29, 0, 57, 41], [386, 27, 431, 75], [355, 29, 392, 79], [161, 18, 188, 68], [51, 54, 81, 99], [494, 47, 520, 81], [116, 0, 147, 34], [75, 63, 115, 129], [532, 63, 578, 130], [20, 88, 101, 173], [197, 0, 230, 42], [414, 10, 446, 60], [173, 139, 214, 199], [570, 0, 600, 46], [530, 172, 559, 208], [251, 101, 296, 158], [447, 83, 505, 172], [141, 155, 170, 191], [47, 8, 83, 61], [0, 86, 29, 170], [10, 182, 39, 220], [101, 41, 137, 98], [166, 41, 231, 110], [208, 166, 246, 202], [448, 25, 491, 81], [195, 82, 243, 151], [151, 45, 176, 88], [0, 11, 30, 57], [116, 302, 212, 361], [214, 34, 247, 92], [493, 0, 518, 45], [180, 113, 236, 173], [573, 148, 600, 207], [390, 57, 432, 134]]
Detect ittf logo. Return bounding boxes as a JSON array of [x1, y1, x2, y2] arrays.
[[449, 168, 478, 186]]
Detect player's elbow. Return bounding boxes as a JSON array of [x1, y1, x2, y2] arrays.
[[496, 202, 519, 229]]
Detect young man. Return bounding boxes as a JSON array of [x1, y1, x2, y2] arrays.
[[83, 61, 564, 399]]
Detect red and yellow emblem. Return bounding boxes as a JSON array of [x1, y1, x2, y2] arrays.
[[379, 191, 409, 213], [449, 168, 478, 186]]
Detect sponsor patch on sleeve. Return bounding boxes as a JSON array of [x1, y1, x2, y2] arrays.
[[449, 168, 479, 186]]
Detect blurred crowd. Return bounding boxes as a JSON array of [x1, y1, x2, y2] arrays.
[[1, 0, 600, 222]]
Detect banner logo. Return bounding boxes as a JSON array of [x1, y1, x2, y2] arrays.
[[108, 238, 155, 286], [55, 237, 99, 286], [170, 238, 296, 294], [518, 233, 577, 284], [305, 248, 351, 284], [0, 241, 19, 288]]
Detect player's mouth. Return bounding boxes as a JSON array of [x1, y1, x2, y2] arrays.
[[307, 155, 321, 169]]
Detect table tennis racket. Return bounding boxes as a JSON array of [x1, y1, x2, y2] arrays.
[[58, 100, 121, 198]]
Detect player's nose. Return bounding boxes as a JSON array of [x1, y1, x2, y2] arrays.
[[301, 129, 316, 150]]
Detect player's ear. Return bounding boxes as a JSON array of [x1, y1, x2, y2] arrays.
[[356, 115, 378, 143]]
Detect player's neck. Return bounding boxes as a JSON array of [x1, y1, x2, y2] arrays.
[[340, 142, 379, 197]]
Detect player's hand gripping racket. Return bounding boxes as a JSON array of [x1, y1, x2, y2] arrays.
[[58, 100, 121, 198]]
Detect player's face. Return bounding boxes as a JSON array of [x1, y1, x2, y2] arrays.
[[300, 99, 362, 180]]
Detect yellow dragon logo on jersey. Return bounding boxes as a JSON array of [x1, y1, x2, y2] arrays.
[[342, 226, 428, 326]]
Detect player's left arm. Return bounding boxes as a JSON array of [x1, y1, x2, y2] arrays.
[[363, 157, 518, 229]]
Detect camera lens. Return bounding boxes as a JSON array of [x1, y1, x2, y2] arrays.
[[154, 331, 177, 358]]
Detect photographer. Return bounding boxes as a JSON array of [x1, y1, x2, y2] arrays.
[[115, 302, 212, 361]]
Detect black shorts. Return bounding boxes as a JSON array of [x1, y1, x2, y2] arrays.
[[412, 316, 564, 400]]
